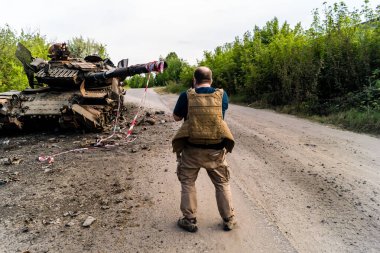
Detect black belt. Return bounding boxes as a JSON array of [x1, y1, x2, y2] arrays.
[[186, 140, 225, 150]]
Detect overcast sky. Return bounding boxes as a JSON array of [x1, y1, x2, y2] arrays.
[[0, 0, 375, 65]]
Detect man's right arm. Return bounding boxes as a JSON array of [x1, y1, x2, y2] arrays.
[[173, 114, 183, 121], [173, 92, 187, 121]]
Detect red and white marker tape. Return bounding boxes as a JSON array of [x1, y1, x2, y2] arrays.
[[39, 72, 153, 163], [38, 148, 89, 164]]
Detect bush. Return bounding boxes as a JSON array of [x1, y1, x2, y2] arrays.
[[162, 81, 188, 94]]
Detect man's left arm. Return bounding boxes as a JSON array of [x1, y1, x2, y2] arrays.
[[222, 91, 229, 119]]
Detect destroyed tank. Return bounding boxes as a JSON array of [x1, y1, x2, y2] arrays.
[[0, 43, 166, 131]]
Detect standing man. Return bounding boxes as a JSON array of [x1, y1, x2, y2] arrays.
[[172, 66, 236, 232]]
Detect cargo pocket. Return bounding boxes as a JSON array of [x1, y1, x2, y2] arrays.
[[204, 149, 226, 170], [208, 150, 224, 161], [224, 165, 231, 181]]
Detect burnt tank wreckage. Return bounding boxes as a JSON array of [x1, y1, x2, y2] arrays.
[[0, 43, 166, 131]]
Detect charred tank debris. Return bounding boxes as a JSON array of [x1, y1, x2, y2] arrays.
[[0, 42, 166, 131]]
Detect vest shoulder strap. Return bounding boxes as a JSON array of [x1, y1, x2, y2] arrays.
[[215, 88, 224, 97], [186, 88, 224, 96], [187, 88, 195, 94]]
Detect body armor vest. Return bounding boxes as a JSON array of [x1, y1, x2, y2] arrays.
[[172, 88, 235, 153]]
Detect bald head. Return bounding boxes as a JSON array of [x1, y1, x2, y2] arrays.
[[194, 66, 213, 85]]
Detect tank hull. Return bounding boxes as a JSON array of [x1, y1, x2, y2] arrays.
[[0, 84, 121, 131]]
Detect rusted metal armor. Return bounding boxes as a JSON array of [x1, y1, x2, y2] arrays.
[[0, 43, 166, 131]]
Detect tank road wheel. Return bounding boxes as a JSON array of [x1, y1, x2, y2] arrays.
[[71, 104, 105, 131]]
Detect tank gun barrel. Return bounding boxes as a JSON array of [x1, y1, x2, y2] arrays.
[[85, 60, 167, 82]]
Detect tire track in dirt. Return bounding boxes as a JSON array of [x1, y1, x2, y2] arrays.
[[226, 105, 380, 252]]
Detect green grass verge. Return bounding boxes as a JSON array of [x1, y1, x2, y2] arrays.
[[152, 87, 380, 136], [228, 93, 247, 105], [259, 102, 380, 136], [161, 82, 188, 94], [310, 108, 380, 135]]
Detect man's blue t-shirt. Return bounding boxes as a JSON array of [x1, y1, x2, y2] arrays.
[[173, 87, 229, 119]]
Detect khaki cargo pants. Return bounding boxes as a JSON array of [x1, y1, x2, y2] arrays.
[[177, 146, 234, 220]]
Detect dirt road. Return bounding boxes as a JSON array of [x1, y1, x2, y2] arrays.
[[0, 88, 379, 252]]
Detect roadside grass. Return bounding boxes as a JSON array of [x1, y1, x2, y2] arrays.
[[241, 102, 380, 136], [229, 93, 247, 105], [247, 100, 380, 136], [153, 86, 166, 95], [276, 105, 380, 136], [159, 81, 188, 94], [309, 109, 380, 135], [154, 86, 380, 136]]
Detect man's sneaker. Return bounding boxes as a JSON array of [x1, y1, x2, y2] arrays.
[[177, 217, 198, 233], [223, 216, 237, 231]]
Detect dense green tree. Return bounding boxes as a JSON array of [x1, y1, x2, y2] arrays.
[[125, 74, 147, 88], [178, 64, 195, 88], [67, 36, 108, 59], [154, 52, 194, 87], [0, 25, 49, 91]]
